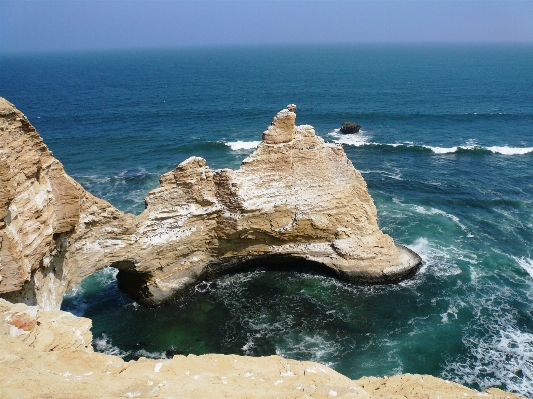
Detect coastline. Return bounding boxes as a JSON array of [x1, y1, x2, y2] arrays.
[[0, 87, 530, 397]]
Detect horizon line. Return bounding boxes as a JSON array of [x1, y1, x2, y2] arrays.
[[3, 41, 533, 56]]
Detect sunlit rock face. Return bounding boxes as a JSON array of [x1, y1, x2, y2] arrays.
[[0, 97, 134, 310], [0, 98, 420, 308]]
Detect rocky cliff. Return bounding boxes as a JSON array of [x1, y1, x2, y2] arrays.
[[0, 299, 523, 399], [0, 98, 135, 310], [0, 98, 420, 308]]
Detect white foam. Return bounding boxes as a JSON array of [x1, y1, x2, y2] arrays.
[[225, 140, 261, 150], [72, 174, 111, 184], [275, 334, 339, 368], [360, 169, 402, 180], [392, 198, 471, 235], [64, 284, 84, 299], [513, 256, 533, 278], [443, 324, 533, 397], [195, 281, 215, 293], [135, 349, 169, 359], [96, 267, 119, 285], [440, 304, 459, 324], [426, 146, 459, 154], [241, 335, 257, 354], [334, 134, 533, 155], [487, 146, 533, 155], [421, 143, 533, 155], [411, 205, 469, 233], [118, 168, 148, 178], [328, 130, 370, 147], [93, 333, 131, 357], [406, 237, 463, 278], [423, 140, 477, 154]]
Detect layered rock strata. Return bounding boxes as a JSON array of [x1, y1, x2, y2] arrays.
[[0, 97, 420, 308], [0, 98, 134, 310], [0, 299, 523, 399]]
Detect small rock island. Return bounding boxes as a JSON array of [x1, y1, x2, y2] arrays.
[[340, 121, 361, 134]]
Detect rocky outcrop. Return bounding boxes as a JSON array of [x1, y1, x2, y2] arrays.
[[111, 105, 420, 305], [0, 299, 523, 399], [0, 97, 135, 310], [0, 98, 420, 308], [340, 122, 361, 134], [0, 297, 91, 352]]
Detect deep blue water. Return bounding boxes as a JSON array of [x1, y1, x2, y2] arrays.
[[1, 44, 533, 397]]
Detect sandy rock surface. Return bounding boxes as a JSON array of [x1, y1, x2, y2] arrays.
[[0, 299, 523, 399]]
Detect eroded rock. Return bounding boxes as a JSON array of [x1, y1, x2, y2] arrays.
[[0, 98, 420, 308], [0, 97, 135, 310]]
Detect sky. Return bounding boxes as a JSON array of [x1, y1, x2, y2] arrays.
[[1, 1, 532, 53]]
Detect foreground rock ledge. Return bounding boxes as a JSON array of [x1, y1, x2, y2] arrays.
[[0, 299, 524, 399], [0, 98, 420, 308]]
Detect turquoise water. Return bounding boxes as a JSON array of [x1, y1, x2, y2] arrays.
[[1, 44, 533, 397]]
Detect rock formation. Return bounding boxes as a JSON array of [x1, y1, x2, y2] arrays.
[[340, 122, 361, 134], [0, 97, 135, 310], [0, 299, 524, 399], [0, 99, 522, 399], [0, 98, 420, 308]]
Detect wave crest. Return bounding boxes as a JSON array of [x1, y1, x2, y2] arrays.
[[225, 140, 261, 151], [327, 133, 533, 156]]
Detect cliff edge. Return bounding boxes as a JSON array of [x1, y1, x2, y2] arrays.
[[0, 299, 523, 399], [0, 99, 420, 308]]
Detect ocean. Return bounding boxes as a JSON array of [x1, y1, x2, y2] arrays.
[[1, 44, 532, 397]]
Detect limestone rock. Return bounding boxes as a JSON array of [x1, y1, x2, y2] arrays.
[[0, 299, 524, 399], [0, 298, 92, 352], [0, 97, 135, 310], [0, 98, 420, 308], [112, 105, 420, 305], [262, 105, 297, 144]]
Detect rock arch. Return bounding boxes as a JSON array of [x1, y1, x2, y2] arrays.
[[0, 98, 421, 309]]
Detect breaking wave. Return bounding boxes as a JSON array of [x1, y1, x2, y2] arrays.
[[514, 257, 533, 279], [328, 129, 370, 146], [225, 140, 261, 150], [327, 132, 533, 156]]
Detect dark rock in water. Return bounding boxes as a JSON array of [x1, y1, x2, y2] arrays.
[[340, 122, 361, 134]]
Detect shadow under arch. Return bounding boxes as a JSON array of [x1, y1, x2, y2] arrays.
[[201, 255, 341, 280], [113, 255, 342, 307], [112, 248, 421, 307]]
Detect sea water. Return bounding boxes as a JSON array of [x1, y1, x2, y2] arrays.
[[1, 44, 532, 397]]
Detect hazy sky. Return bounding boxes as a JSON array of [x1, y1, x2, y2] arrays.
[[1, 1, 532, 53]]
